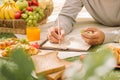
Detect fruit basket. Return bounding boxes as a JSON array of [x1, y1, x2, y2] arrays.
[[0, 0, 53, 34], [38, 0, 53, 24]]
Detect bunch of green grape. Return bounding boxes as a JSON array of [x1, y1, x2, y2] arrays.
[[21, 6, 44, 27]]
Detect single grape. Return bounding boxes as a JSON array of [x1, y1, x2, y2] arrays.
[[22, 8, 26, 12], [32, 20, 37, 26], [39, 12, 44, 17], [25, 18, 29, 22], [28, 12, 33, 16], [29, 15, 34, 19], [39, 16, 42, 20], [35, 13, 40, 19], [21, 13, 28, 19], [28, 19, 33, 24], [33, 15, 38, 20]]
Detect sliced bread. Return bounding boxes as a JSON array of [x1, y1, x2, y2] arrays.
[[31, 51, 65, 75]]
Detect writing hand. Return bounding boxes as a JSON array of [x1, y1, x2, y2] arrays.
[[47, 27, 65, 44]]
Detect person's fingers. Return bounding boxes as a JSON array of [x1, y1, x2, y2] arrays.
[[59, 35, 64, 43], [47, 27, 65, 44], [59, 29, 65, 39], [49, 27, 59, 40], [47, 35, 59, 43], [47, 33, 64, 44], [82, 36, 99, 45]]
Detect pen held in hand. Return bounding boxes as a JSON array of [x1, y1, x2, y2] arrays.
[[57, 17, 61, 44]]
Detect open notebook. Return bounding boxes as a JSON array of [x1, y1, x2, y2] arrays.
[[42, 34, 91, 51]]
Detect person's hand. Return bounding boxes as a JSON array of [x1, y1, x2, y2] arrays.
[[47, 27, 65, 44], [81, 27, 105, 45]]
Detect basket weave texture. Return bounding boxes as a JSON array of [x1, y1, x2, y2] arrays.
[[0, 2, 53, 34]]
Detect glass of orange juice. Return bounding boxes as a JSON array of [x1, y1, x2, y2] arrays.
[[26, 26, 40, 41]]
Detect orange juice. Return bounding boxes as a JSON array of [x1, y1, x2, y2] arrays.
[[26, 27, 40, 41]]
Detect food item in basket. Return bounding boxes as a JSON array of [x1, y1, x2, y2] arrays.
[[14, 11, 22, 19], [15, 0, 28, 10], [21, 6, 44, 27], [15, 0, 45, 27], [1, 43, 39, 57], [39, 0, 53, 9], [0, 0, 19, 19], [32, 0, 39, 6], [27, 0, 32, 6], [26, 6, 33, 12]]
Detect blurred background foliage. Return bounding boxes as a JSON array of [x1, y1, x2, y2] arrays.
[[0, 44, 119, 80], [65, 44, 120, 80], [0, 48, 46, 80]]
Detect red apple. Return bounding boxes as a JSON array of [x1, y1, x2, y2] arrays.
[[27, 0, 33, 6], [14, 12, 21, 19], [17, 10, 23, 14], [32, 0, 39, 6], [33, 0, 37, 1], [26, 6, 33, 12]]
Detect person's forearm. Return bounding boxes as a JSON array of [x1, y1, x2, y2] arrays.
[[54, 15, 74, 34], [54, 0, 84, 34], [104, 30, 120, 43]]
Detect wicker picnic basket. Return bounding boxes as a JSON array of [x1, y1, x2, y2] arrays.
[[0, 0, 53, 34]]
